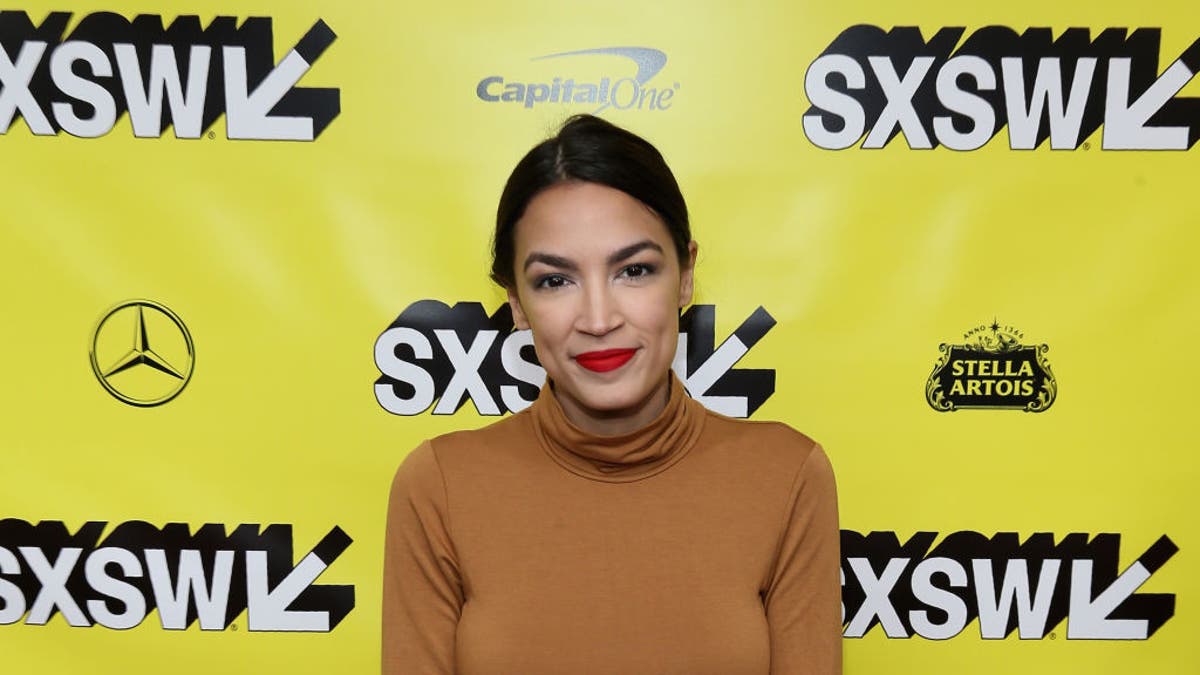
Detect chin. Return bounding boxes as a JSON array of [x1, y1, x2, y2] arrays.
[[577, 388, 642, 414], [564, 374, 660, 414]]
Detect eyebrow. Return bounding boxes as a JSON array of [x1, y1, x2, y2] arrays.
[[522, 240, 664, 272]]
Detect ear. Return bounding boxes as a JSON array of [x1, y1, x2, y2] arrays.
[[678, 240, 698, 308], [507, 286, 530, 330]]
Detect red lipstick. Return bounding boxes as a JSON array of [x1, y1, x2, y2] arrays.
[[575, 349, 637, 373]]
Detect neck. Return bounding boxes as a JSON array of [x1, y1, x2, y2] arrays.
[[552, 375, 672, 436]]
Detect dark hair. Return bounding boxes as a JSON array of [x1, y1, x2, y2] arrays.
[[490, 114, 691, 288]]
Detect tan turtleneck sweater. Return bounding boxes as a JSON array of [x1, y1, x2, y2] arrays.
[[382, 373, 841, 674]]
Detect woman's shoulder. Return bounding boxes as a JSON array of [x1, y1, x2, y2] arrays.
[[699, 403, 820, 447], [425, 408, 533, 453], [695, 403, 827, 468], [396, 409, 536, 482]]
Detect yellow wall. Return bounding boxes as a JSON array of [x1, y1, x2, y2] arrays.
[[1, 2, 1195, 672]]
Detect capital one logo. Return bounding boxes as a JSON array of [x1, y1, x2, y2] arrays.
[[476, 46, 678, 112], [373, 301, 776, 418], [803, 25, 1200, 150], [0, 11, 339, 140]]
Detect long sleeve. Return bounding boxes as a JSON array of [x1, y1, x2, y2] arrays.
[[762, 442, 842, 674], [382, 440, 464, 675]]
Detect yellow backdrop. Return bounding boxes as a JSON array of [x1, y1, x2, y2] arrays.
[[1, 1, 1195, 672]]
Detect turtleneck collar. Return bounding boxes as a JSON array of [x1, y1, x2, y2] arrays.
[[529, 371, 706, 483]]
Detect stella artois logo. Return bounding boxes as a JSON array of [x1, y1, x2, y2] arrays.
[[926, 321, 1057, 412]]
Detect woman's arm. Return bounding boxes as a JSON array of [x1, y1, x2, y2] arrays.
[[762, 442, 842, 674], [382, 440, 464, 674]]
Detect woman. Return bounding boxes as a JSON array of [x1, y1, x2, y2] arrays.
[[383, 114, 841, 674]]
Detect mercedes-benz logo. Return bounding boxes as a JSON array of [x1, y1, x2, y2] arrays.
[[90, 300, 195, 407]]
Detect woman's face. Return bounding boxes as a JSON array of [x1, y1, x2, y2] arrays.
[[507, 181, 696, 432]]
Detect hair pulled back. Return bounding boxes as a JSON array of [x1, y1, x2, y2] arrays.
[[490, 114, 690, 288]]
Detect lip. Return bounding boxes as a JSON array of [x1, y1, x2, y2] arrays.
[[574, 348, 637, 373]]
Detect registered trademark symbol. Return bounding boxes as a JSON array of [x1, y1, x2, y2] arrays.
[[1049, 632, 1056, 640], [208, 131, 216, 139], [1082, 142, 1091, 151], [230, 623, 238, 631]]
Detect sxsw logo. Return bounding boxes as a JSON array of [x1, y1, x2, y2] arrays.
[[0, 519, 353, 632], [374, 301, 776, 418], [0, 11, 339, 140], [803, 26, 1200, 150], [841, 530, 1177, 640]]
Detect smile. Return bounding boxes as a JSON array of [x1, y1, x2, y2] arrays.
[[574, 349, 637, 373]]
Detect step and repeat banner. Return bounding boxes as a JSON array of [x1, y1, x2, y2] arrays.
[[1, 1, 1195, 672]]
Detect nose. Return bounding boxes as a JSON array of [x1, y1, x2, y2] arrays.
[[575, 282, 623, 337]]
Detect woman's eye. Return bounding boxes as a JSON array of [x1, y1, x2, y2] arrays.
[[535, 274, 569, 289], [620, 263, 655, 279]]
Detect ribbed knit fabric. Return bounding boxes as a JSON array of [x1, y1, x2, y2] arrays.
[[383, 372, 841, 674], [531, 372, 704, 482]]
